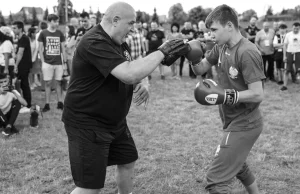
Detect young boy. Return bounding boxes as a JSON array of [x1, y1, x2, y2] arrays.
[[0, 73, 27, 137]]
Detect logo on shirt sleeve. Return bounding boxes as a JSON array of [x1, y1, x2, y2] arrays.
[[229, 66, 238, 79]]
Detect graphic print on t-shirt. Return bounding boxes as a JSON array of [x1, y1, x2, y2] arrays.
[[46, 36, 61, 55]]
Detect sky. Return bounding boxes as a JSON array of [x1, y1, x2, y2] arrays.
[[1, 0, 300, 17]]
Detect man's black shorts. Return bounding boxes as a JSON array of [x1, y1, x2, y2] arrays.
[[64, 123, 138, 189], [286, 52, 300, 72]]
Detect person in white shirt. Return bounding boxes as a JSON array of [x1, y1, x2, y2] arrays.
[[0, 28, 16, 84], [0, 73, 27, 137], [273, 24, 287, 85], [282, 22, 300, 91]]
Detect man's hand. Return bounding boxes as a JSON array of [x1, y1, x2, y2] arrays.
[[133, 82, 150, 109], [158, 39, 190, 57]]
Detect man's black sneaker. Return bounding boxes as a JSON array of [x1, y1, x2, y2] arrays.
[[42, 104, 50, 112], [280, 86, 288, 91], [57, 102, 64, 110], [277, 81, 284, 85], [2, 126, 12, 137], [11, 126, 19, 134]]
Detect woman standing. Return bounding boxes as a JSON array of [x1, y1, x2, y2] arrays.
[[166, 23, 183, 79], [65, 25, 76, 74], [28, 27, 40, 89]]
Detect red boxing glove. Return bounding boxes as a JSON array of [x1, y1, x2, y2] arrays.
[[185, 40, 204, 65], [194, 79, 239, 105]]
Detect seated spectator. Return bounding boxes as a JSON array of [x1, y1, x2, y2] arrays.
[[0, 73, 27, 137]]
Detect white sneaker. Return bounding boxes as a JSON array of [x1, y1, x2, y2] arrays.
[[19, 107, 31, 114]]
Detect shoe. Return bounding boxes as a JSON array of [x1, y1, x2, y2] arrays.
[[19, 107, 31, 114], [57, 102, 64, 110], [277, 81, 284, 85], [280, 86, 288, 91], [11, 126, 19, 134], [2, 126, 12, 137], [161, 75, 165, 80], [42, 104, 50, 112], [148, 75, 152, 80]]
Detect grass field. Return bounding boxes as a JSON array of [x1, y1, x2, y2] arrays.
[[0, 64, 300, 194]]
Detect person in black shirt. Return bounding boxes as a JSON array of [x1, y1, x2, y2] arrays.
[[75, 12, 94, 46], [146, 21, 165, 79], [62, 2, 189, 194], [180, 21, 196, 78], [245, 16, 260, 43], [12, 21, 32, 109]]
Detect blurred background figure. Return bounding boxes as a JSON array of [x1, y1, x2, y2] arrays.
[[166, 23, 183, 79], [65, 25, 76, 75], [27, 27, 39, 90], [245, 16, 260, 43]]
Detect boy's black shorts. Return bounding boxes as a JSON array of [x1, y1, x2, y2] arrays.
[[64, 123, 138, 189]]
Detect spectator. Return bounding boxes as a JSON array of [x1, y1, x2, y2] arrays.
[[194, 21, 206, 42], [273, 24, 287, 85], [35, 21, 47, 89], [0, 73, 27, 137], [180, 21, 196, 78], [255, 22, 276, 81], [28, 27, 39, 90], [166, 22, 183, 79], [281, 22, 300, 91], [0, 27, 16, 83], [135, 21, 147, 55], [146, 21, 165, 79], [75, 12, 93, 44], [192, 23, 198, 32], [126, 23, 146, 60], [12, 21, 32, 112], [65, 25, 76, 74], [70, 17, 79, 34], [245, 16, 260, 43], [90, 14, 97, 26], [38, 14, 66, 112]]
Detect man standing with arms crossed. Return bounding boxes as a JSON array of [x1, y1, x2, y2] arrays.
[[62, 2, 188, 194], [281, 22, 300, 91], [162, 4, 264, 194], [38, 14, 66, 112]]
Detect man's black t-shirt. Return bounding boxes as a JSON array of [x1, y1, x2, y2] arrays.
[[75, 25, 94, 39], [62, 24, 133, 130], [181, 28, 195, 41], [17, 34, 32, 70], [146, 30, 165, 53], [245, 25, 260, 43]]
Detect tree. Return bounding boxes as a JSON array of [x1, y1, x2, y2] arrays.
[[136, 10, 143, 22], [22, 9, 28, 24], [0, 11, 6, 26], [152, 8, 159, 23], [9, 11, 13, 25], [73, 9, 79, 17], [266, 6, 273, 16], [89, 6, 93, 15], [241, 9, 257, 21], [188, 6, 211, 24], [96, 9, 102, 23], [32, 7, 39, 26], [57, 0, 73, 24], [168, 3, 187, 25], [43, 7, 49, 20]]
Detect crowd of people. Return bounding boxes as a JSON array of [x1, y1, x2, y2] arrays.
[[0, 3, 299, 193]]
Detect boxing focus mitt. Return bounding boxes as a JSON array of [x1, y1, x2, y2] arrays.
[[194, 79, 239, 105], [185, 40, 204, 65]]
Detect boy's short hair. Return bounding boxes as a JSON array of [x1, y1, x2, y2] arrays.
[[12, 21, 24, 31], [205, 4, 239, 29], [279, 24, 287, 29], [293, 22, 300, 27], [39, 21, 48, 30], [47, 14, 59, 22], [80, 12, 90, 19], [0, 73, 8, 80]]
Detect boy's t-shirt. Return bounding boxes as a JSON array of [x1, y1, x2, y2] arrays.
[[38, 29, 65, 65], [0, 92, 16, 114]]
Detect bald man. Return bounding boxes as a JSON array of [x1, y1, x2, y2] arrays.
[[62, 2, 188, 194], [255, 22, 276, 81]]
